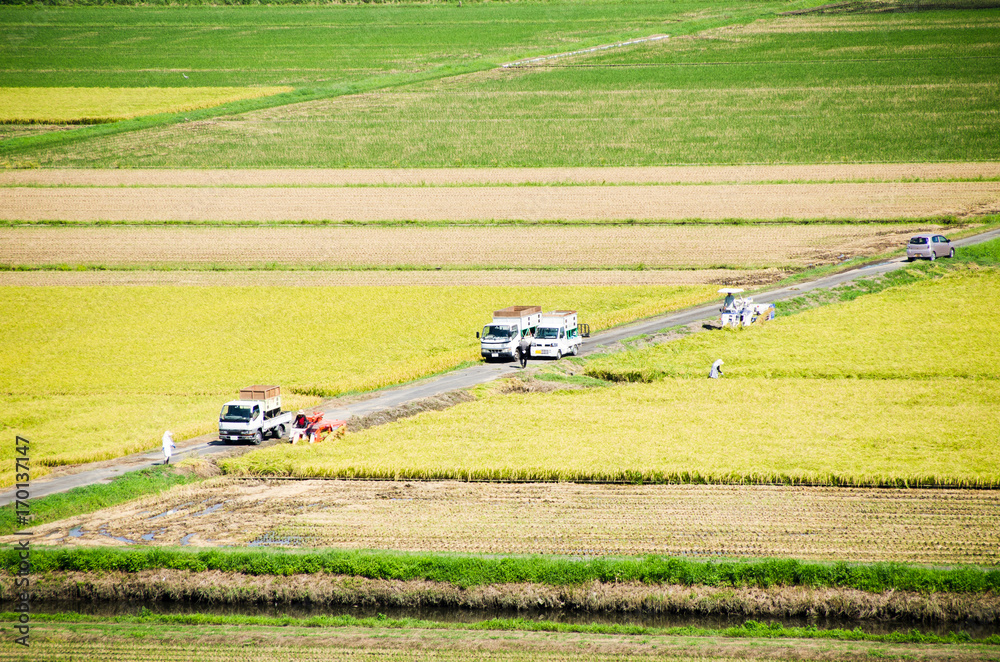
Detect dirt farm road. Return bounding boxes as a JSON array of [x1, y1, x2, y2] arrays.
[[4, 225, 999, 507]]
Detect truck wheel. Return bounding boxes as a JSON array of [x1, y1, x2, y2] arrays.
[[253, 431, 263, 445], [572, 345, 579, 356], [275, 424, 286, 440], [556, 350, 562, 360]]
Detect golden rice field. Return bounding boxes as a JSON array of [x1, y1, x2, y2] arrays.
[[0, 284, 715, 484], [0, 87, 293, 124], [223, 269, 1000, 487]]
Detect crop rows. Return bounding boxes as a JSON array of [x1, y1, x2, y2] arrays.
[[0, 224, 942, 269], [11, 8, 997, 168], [0, 283, 714, 484], [18, 479, 1000, 566], [0, 87, 292, 124]]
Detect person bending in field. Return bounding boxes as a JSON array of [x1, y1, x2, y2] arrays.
[[518, 330, 533, 369], [709, 359, 724, 379], [162, 430, 176, 464]]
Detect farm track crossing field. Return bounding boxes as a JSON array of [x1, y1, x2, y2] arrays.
[[18, 479, 1000, 565], [222, 269, 1000, 487], [2, 182, 997, 223], [0, 284, 715, 484], [0, 224, 948, 270]]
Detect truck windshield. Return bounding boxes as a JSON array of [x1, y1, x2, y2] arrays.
[[482, 325, 513, 341], [535, 327, 559, 339], [220, 405, 253, 423]]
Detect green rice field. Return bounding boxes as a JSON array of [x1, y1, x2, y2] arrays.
[[4, 2, 998, 166]]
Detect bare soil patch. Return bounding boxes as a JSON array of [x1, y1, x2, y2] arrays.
[[3, 182, 998, 221], [0, 268, 788, 287], [18, 480, 1000, 566], [0, 224, 948, 269], [3, 163, 1000, 186]]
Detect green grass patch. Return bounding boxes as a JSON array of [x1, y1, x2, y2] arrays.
[[8, 5, 998, 166], [5, 546, 999, 593], [0, 465, 201, 536], [3, 611, 998, 647]]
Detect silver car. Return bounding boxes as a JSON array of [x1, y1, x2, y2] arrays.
[[906, 233, 954, 261]]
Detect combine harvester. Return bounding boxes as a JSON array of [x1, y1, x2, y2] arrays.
[[289, 410, 347, 444], [718, 288, 775, 328]]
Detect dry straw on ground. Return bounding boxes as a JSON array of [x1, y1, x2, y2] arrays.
[[3, 182, 997, 222], [19, 479, 1000, 566], [0, 224, 945, 269]]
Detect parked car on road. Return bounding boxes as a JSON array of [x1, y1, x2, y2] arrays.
[[906, 233, 954, 261]]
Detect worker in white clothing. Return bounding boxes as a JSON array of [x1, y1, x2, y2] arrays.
[[162, 430, 176, 464], [709, 359, 724, 379]]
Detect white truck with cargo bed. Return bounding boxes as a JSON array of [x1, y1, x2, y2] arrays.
[[477, 305, 541, 362], [530, 310, 583, 359], [218, 385, 292, 445]]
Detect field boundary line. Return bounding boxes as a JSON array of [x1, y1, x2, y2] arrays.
[[502, 35, 669, 68]]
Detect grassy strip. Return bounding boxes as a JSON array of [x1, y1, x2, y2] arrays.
[[0, 63, 490, 159], [4, 611, 998, 645], [0, 465, 201, 536], [4, 546, 998, 593]]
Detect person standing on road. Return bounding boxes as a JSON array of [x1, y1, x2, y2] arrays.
[[709, 359, 724, 379], [162, 430, 176, 465], [518, 330, 533, 369]]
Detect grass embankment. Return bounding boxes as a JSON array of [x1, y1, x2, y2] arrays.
[[223, 251, 1000, 487], [0, 285, 714, 484], [0, 465, 201, 536], [6, 546, 998, 593], [6, 5, 996, 167]]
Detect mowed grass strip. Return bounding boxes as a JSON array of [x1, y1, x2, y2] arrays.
[[0, 284, 715, 484], [223, 268, 1000, 487], [0, 87, 293, 124]]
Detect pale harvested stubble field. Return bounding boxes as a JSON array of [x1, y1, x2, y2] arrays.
[[19, 480, 1000, 566], [3, 163, 1000, 186], [0, 224, 950, 269], [0, 268, 786, 288], [4, 182, 998, 221]]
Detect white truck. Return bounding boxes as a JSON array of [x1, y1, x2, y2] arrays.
[[477, 305, 541, 362], [530, 310, 583, 359], [218, 385, 292, 445]]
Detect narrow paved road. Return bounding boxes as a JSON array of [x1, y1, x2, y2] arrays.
[[4, 227, 997, 505]]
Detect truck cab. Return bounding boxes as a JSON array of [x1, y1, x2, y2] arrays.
[[218, 385, 292, 445], [478, 306, 541, 362], [530, 310, 582, 359]]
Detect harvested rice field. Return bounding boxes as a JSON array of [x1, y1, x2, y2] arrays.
[[0, 224, 952, 270], [3, 182, 997, 222], [0, 268, 787, 288], [3, 163, 999, 186], [19, 479, 1000, 566]]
